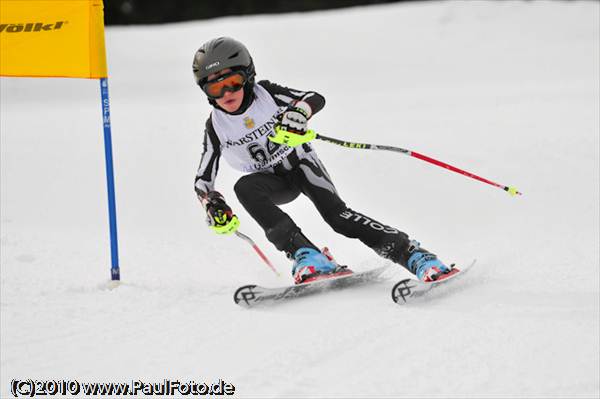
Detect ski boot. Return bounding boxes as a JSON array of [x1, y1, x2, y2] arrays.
[[292, 247, 352, 284], [407, 242, 456, 282], [322, 247, 353, 278]]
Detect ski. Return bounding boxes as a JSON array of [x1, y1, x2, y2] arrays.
[[391, 260, 476, 305], [234, 264, 391, 308]]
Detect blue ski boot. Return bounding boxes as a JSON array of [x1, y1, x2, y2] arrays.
[[291, 247, 338, 284], [407, 242, 452, 282]]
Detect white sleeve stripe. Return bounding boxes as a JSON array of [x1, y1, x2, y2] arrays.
[[196, 142, 219, 193], [300, 92, 314, 101], [198, 145, 214, 174], [274, 93, 294, 104]]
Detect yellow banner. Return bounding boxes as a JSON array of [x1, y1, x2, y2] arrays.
[[0, 0, 108, 78]]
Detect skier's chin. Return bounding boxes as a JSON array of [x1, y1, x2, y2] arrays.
[[216, 91, 243, 113], [221, 100, 241, 113]]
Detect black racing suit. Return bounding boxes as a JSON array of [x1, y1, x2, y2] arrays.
[[195, 81, 417, 269]]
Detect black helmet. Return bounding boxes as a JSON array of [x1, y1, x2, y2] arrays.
[[193, 37, 255, 87]]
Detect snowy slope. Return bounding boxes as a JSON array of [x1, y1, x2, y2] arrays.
[[1, 1, 599, 397]]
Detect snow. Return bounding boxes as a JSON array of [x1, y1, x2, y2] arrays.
[[1, 0, 598, 397]]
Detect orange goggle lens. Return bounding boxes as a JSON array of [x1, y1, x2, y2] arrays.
[[203, 72, 245, 98]]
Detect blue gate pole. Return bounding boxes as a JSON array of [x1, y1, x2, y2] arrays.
[[100, 77, 120, 281]]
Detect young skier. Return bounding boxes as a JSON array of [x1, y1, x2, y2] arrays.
[[193, 37, 452, 284]]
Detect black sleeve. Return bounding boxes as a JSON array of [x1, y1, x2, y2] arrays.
[[257, 80, 326, 117], [194, 115, 221, 199]]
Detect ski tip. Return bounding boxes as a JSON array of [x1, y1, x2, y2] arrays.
[[391, 279, 419, 305], [233, 284, 259, 307]]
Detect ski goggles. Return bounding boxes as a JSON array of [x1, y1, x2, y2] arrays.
[[202, 71, 246, 99]]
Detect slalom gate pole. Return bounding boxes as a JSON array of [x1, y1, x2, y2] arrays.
[[235, 231, 281, 276], [315, 133, 522, 196], [100, 78, 121, 281]]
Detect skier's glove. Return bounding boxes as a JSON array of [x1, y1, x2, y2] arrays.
[[269, 101, 316, 147], [201, 191, 240, 235]]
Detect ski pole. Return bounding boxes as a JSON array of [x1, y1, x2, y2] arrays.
[[315, 133, 522, 196], [235, 231, 281, 276]]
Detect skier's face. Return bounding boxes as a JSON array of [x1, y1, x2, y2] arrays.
[[208, 68, 244, 113]]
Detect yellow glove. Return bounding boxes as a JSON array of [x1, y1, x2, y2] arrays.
[[269, 101, 316, 147], [202, 192, 240, 235]]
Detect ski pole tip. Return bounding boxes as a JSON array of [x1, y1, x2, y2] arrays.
[[506, 186, 522, 196]]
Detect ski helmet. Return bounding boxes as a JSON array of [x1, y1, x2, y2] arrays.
[[192, 37, 255, 88]]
